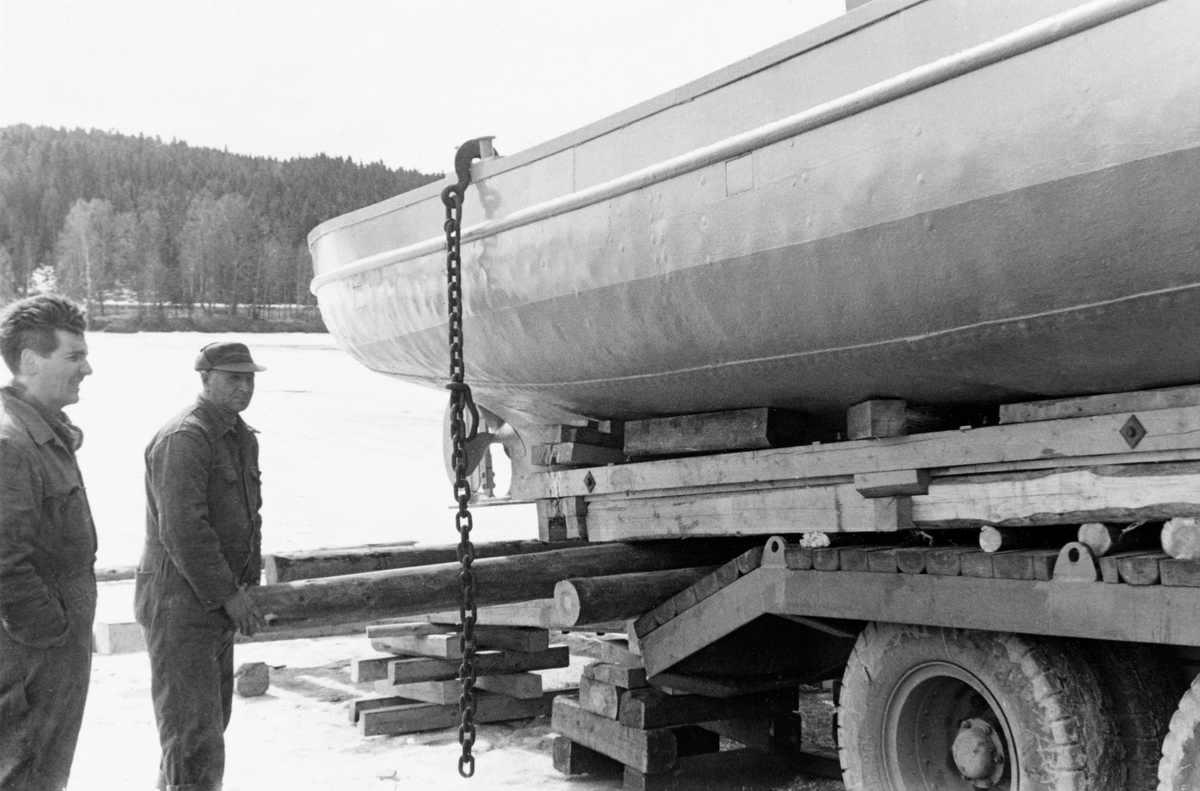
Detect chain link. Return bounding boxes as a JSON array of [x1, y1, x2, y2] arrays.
[[442, 153, 479, 778]]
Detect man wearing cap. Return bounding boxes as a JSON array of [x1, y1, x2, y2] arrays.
[[136, 341, 267, 791], [0, 294, 96, 790]]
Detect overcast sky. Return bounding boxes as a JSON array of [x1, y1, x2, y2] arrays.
[[0, 0, 844, 174]]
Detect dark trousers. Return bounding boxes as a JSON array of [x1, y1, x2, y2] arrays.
[[0, 573, 96, 791], [136, 570, 235, 791]]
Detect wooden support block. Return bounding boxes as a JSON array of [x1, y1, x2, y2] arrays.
[[784, 547, 813, 570], [580, 675, 623, 719], [1159, 559, 1200, 587], [847, 399, 907, 440], [959, 551, 994, 579], [811, 547, 840, 571], [854, 469, 931, 498], [532, 442, 626, 468], [736, 547, 764, 574], [597, 638, 643, 666], [895, 547, 930, 574], [1098, 550, 1148, 583], [359, 689, 564, 737], [991, 549, 1058, 581], [715, 558, 742, 585], [621, 729, 722, 790], [552, 736, 623, 777], [873, 497, 914, 531], [624, 408, 806, 457], [619, 687, 798, 730], [1117, 552, 1168, 585], [554, 567, 717, 627], [551, 696, 679, 774], [392, 673, 545, 705], [369, 633, 461, 660], [384, 646, 569, 685], [925, 546, 979, 576], [584, 662, 649, 690], [866, 548, 901, 573], [837, 545, 893, 573]]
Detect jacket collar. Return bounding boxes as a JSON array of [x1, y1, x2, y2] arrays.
[[1, 384, 81, 450], [195, 395, 249, 436]]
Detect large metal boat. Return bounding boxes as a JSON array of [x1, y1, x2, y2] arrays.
[[309, 0, 1200, 430]]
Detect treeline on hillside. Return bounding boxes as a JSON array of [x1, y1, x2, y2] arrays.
[[0, 125, 441, 319]]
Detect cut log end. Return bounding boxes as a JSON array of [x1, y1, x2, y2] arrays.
[[1163, 517, 1200, 560]]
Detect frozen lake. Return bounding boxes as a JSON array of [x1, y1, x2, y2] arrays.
[[68, 332, 535, 568]]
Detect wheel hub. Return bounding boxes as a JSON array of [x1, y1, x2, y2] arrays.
[[952, 718, 1006, 788]]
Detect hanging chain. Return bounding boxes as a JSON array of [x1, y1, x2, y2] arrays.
[[442, 139, 485, 779]]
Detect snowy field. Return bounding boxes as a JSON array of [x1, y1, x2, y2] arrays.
[[70, 331, 535, 569]]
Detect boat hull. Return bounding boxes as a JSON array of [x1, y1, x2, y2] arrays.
[[309, 0, 1200, 427]]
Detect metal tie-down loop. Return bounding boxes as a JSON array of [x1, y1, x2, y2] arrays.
[[441, 137, 491, 778]]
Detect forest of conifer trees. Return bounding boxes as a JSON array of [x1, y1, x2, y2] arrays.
[[0, 125, 441, 324]]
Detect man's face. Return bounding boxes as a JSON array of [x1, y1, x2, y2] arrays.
[[22, 330, 92, 412], [203, 370, 255, 413]]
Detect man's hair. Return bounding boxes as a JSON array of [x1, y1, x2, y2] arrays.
[[0, 295, 88, 375]]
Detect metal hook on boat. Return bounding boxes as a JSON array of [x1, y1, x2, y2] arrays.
[[442, 137, 496, 205]]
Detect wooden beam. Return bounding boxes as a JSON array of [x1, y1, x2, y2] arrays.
[[386, 646, 570, 685], [366, 623, 550, 653], [854, 469, 931, 497], [624, 408, 806, 457], [583, 661, 649, 690], [618, 687, 798, 729], [250, 541, 746, 628], [519, 405, 1200, 501], [579, 675, 622, 719], [846, 399, 907, 439], [775, 568, 1200, 648], [553, 567, 718, 627], [391, 673, 544, 705], [1000, 385, 1200, 425], [263, 539, 586, 583], [1163, 517, 1200, 559], [551, 697, 680, 774], [552, 736, 623, 777], [531, 442, 626, 468]]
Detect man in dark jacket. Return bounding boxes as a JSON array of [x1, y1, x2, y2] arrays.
[[0, 294, 96, 790], [136, 341, 266, 791]]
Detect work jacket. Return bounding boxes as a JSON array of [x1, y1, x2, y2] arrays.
[[142, 396, 262, 611], [0, 385, 97, 648]]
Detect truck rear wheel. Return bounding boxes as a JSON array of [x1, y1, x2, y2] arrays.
[[1159, 673, 1200, 791], [837, 623, 1120, 791]]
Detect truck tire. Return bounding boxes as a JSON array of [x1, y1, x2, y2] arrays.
[[1158, 673, 1200, 791], [838, 623, 1121, 791], [1079, 642, 1180, 791]]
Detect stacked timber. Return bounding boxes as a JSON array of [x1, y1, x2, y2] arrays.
[[348, 622, 573, 737]]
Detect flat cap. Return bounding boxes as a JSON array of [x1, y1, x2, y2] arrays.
[[195, 342, 266, 373]]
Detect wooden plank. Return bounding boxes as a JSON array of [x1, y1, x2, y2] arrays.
[[990, 549, 1058, 581], [522, 405, 1200, 501], [369, 633, 460, 660], [579, 675, 623, 719], [854, 469, 931, 497], [775, 568, 1200, 648], [367, 623, 551, 654], [623, 408, 806, 457], [551, 736, 623, 777], [999, 385, 1200, 425], [583, 662, 649, 690], [346, 695, 422, 724], [359, 690, 564, 737], [1117, 552, 1167, 585], [391, 673, 545, 705], [1159, 559, 1200, 587], [924, 547, 977, 576], [618, 688, 797, 729], [550, 696, 679, 774], [531, 442, 626, 467], [385, 646, 569, 685]]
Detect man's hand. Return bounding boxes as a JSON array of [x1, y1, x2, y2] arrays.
[[223, 586, 265, 637]]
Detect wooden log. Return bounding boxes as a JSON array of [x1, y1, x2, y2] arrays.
[[1162, 517, 1200, 559], [251, 541, 745, 628], [979, 525, 1077, 553], [618, 687, 798, 730], [1117, 552, 1168, 585], [552, 736, 623, 777], [1077, 521, 1161, 557], [579, 675, 623, 719], [553, 567, 718, 627], [551, 696, 680, 774], [623, 408, 806, 457], [359, 690, 564, 737], [263, 539, 587, 583], [1098, 549, 1149, 583]]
